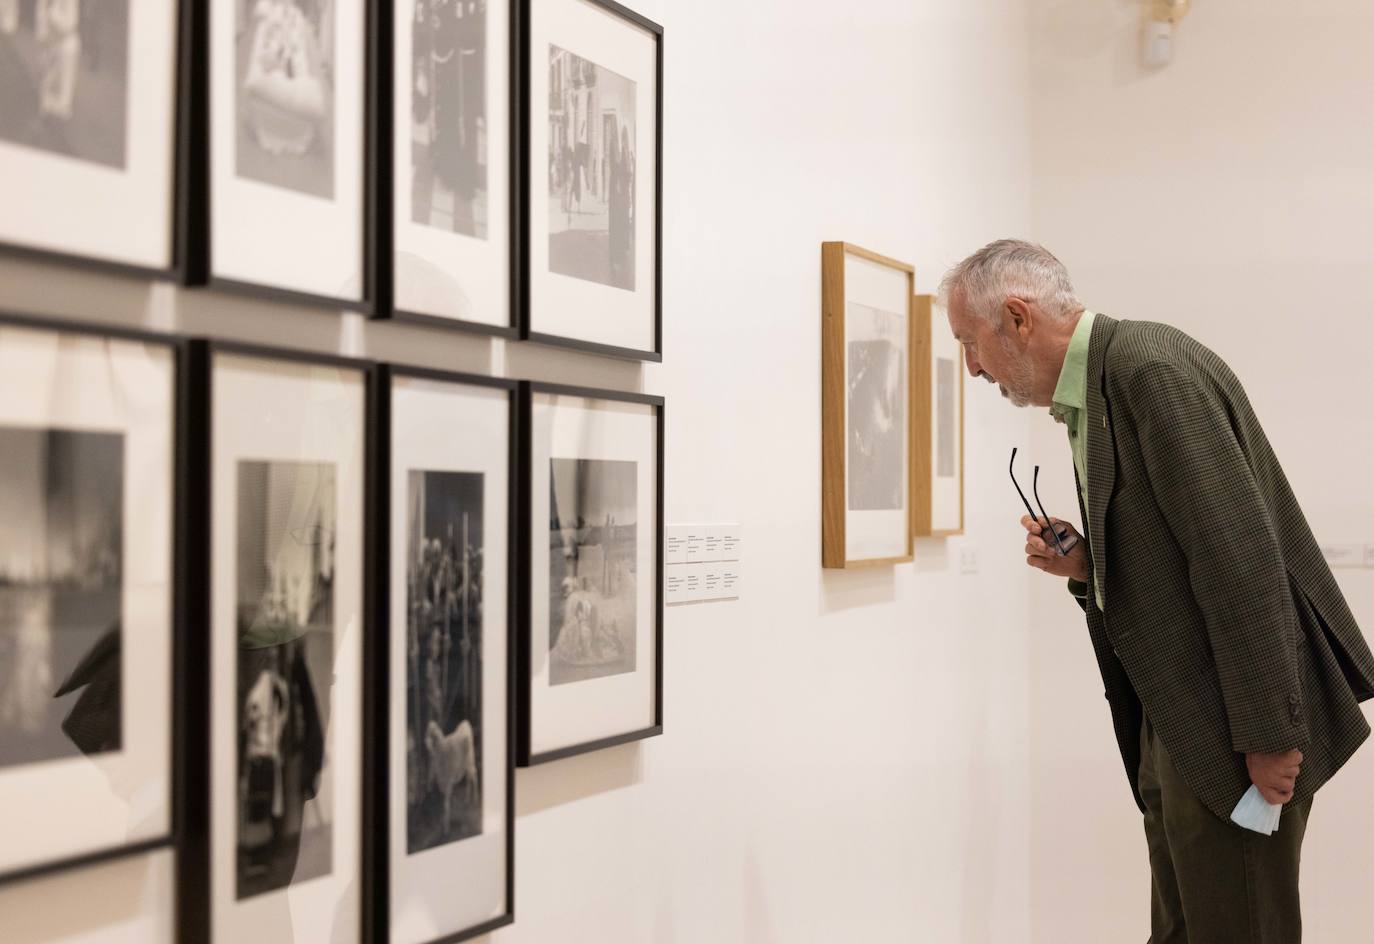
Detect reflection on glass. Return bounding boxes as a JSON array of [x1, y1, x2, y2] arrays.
[[0, 426, 123, 770], [235, 459, 335, 900], [405, 469, 485, 854]]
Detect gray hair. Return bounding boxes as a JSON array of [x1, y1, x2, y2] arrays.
[[937, 239, 1082, 327]]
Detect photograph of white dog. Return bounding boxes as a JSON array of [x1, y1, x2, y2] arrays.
[[405, 469, 484, 853]]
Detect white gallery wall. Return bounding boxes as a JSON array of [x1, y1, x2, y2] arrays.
[[0, 1, 1043, 943], [1027, 1, 1374, 941]]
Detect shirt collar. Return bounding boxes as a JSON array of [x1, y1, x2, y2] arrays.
[[1050, 310, 1095, 423]]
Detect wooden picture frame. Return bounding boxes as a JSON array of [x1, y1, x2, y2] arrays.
[[912, 294, 965, 537], [820, 242, 916, 568]]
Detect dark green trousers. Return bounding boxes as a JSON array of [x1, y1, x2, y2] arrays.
[[1138, 716, 1312, 943]]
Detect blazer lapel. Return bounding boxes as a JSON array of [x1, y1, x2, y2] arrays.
[[1085, 314, 1120, 610]]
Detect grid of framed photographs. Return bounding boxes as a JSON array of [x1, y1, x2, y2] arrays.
[[0, 0, 667, 936], [0, 316, 664, 937], [0, 0, 664, 353]]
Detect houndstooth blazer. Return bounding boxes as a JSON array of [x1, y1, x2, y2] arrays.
[[1068, 314, 1374, 823]]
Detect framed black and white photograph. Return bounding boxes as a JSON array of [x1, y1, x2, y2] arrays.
[[522, 0, 662, 360], [184, 344, 366, 942], [519, 382, 662, 765], [912, 293, 964, 537], [208, 0, 370, 306], [366, 366, 514, 944], [0, 315, 177, 886], [820, 242, 916, 568], [380, 0, 517, 335], [0, 0, 182, 274]]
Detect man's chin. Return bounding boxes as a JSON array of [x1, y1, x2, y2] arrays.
[[1000, 385, 1031, 408]]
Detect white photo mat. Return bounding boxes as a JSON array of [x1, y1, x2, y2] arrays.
[[528, 393, 657, 757], [0, 1, 178, 268], [842, 253, 911, 562], [388, 377, 509, 943], [927, 302, 964, 535], [210, 354, 364, 943], [393, 0, 511, 327], [210, 0, 366, 300], [527, 0, 658, 352], [0, 326, 174, 877]]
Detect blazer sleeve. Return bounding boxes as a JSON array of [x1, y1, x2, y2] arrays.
[[1125, 360, 1309, 755], [1067, 577, 1089, 613]]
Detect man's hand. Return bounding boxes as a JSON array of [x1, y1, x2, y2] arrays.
[[1246, 749, 1303, 805], [1020, 515, 1089, 582]]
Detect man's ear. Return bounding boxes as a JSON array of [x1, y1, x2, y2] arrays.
[[1004, 296, 1033, 338]]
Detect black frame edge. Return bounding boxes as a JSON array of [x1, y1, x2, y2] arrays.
[[203, 337, 376, 373], [363, 363, 390, 944], [388, 309, 520, 340], [364, 0, 384, 316], [206, 277, 374, 314], [654, 395, 665, 736], [176, 338, 212, 942], [525, 331, 664, 364], [0, 836, 173, 890], [511, 0, 529, 342], [515, 382, 534, 766], [504, 370, 520, 926], [525, 379, 664, 407], [177, 0, 209, 285]]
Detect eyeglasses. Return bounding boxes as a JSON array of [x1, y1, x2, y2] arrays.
[[1009, 447, 1078, 557]]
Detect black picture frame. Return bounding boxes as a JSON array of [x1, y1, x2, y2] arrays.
[[177, 338, 375, 943], [516, 380, 664, 766], [0, 0, 198, 282], [184, 0, 379, 313], [0, 311, 184, 889], [371, 0, 523, 339], [517, 0, 664, 363], [364, 363, 518, 944]]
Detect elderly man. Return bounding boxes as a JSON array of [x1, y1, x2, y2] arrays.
[[940, 239, 1374, 942]]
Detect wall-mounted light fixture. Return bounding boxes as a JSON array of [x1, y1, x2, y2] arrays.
[[1144, 0, 1193, 68]]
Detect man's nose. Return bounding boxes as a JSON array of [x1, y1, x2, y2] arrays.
[[964, 348, 981, 378]]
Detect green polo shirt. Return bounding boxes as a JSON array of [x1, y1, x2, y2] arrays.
[[1050, 310, 1102, 609]]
